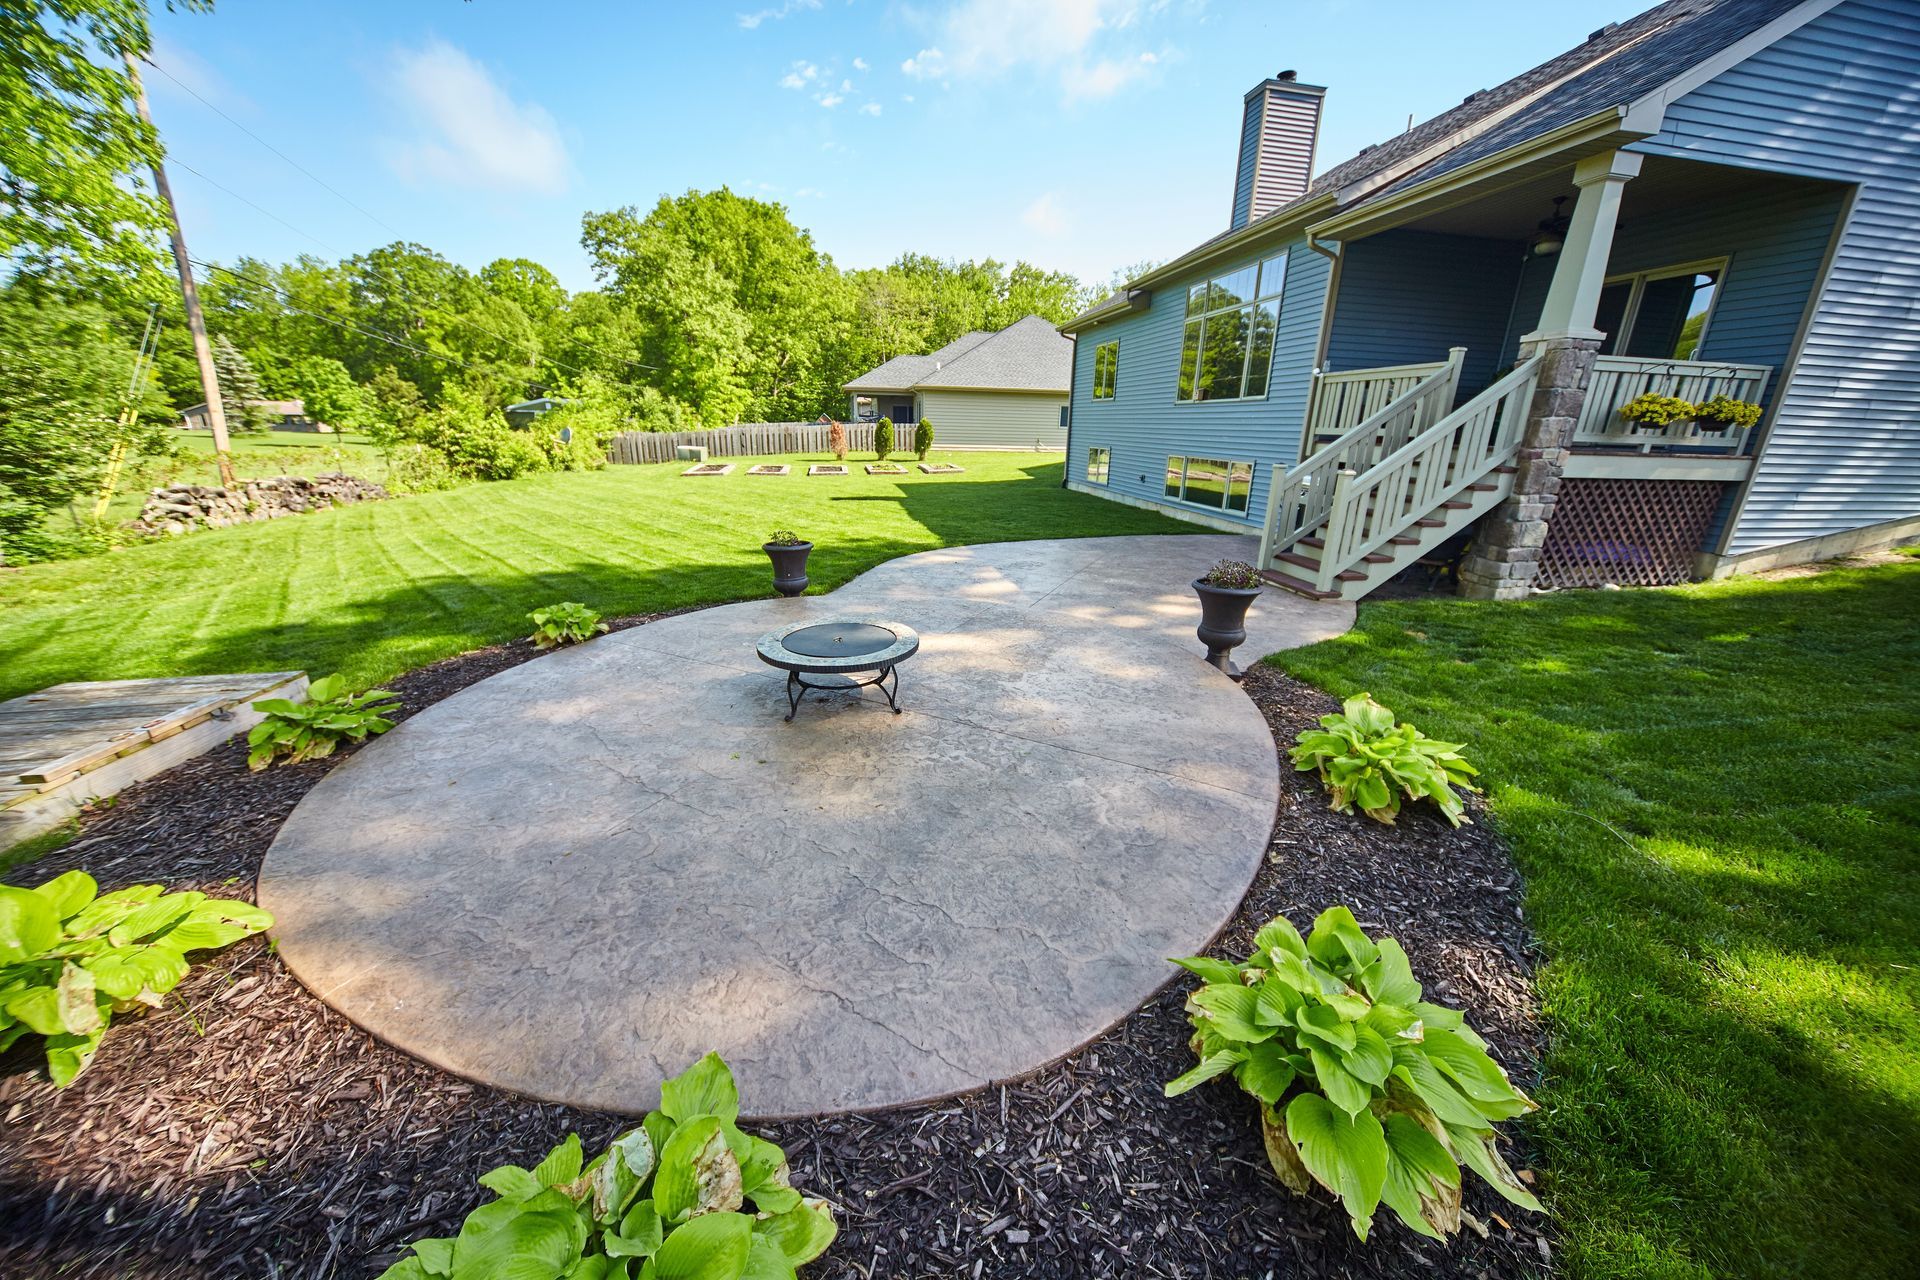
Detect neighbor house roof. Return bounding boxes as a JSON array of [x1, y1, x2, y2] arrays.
[[844, 316, 1071, 393], [1065, 0, 1819, 330]]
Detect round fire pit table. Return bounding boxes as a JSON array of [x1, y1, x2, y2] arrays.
[[756, 617, 920, 722]]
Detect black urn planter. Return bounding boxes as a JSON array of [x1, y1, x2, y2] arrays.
[[765, 541, 813, 596], [1192, 577, 1262, 679]]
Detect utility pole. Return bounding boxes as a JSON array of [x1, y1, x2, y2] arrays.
[[126, 54, 236, 487]]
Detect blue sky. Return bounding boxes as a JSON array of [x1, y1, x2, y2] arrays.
[[146, 1, 1626, 292]]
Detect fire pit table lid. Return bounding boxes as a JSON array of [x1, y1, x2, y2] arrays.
[[756, 618, 920, 675]]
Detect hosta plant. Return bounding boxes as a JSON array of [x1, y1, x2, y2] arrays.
[[529, 601, 609, 649], [247, 673, 399, 770], [0, 871, 272, 1085], [1692, 394, 1762, 430], [378, 1053, 836, 1280], [1166, 907, 1540, 1241], [1617, 392, 1695, 427], [1290, 693, 1477, 827]]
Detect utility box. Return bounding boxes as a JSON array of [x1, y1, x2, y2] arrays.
[[675, 445, 708, 463]]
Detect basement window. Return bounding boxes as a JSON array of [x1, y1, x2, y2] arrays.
[[1087, 447, 1110, 485], [1165, 455, 1253, 513], [1177, 253, 1287, 402], [1092, 341, 1118, 398]]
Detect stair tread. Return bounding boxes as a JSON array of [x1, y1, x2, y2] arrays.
[[1260, 569, 1339, 600]]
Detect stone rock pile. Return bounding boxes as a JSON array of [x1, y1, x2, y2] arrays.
[[129, 473, 388, 536]]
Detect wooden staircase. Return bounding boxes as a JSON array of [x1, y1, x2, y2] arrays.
[[1257, 352, 1543, 601]]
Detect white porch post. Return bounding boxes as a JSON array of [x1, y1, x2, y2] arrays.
[[1461, 150, 1640, 600], [1526, 150, 1642, 341]]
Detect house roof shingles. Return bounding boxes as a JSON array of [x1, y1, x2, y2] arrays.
[[843, 316, 1072, 393], [1066, 0, 1814, 329]]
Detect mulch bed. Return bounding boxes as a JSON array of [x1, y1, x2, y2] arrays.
[[0, 638, 1553, 1279]]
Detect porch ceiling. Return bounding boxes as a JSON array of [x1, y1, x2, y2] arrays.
[[1381, 155, 1837, 243]]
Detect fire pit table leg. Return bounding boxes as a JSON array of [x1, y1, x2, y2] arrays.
[[881, 664, 902, 714], [784, 670, 805, 722]]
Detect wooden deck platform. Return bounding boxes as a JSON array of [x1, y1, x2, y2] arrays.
[[0, 672, 306, 852]]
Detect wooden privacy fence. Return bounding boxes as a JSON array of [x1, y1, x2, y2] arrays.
[[607, 422, 890, 465]]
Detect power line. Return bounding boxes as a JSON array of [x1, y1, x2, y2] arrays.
[[141, 55, 406, 242], [147, 55, 657, 377]]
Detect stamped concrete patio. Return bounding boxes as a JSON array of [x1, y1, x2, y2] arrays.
[[258, 535, 1353, 1117]]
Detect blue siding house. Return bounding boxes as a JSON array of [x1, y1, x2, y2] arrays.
[[1061, 0, 1920, 599]]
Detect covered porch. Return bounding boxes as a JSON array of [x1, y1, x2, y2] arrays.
[[1267, 148, 1850, 592]]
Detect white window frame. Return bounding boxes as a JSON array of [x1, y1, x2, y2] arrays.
[[1092, 340, 1118, 399], [1601, 257, 1730, 360], [1164, 454, 1255, 513], [1086, 446, 1110, 485], [1176, 253, 1289, 404]]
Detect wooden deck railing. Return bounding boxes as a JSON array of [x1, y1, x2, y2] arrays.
[[1301, 353, 1460, 455], [1259, 349, 1465, 565], [1312, 356, 1542, 593], [1575, 356, 1772, 453]]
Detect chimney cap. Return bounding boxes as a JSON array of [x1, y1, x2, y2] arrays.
[[1277, 69, 1297, 81]]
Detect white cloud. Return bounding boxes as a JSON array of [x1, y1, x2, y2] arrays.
[[794, 186, 826, 198], [737, 0, 822, 30], [385, 40, 568, 191], [901, 47, 947, 80], [852, 57, 869, 71], [840, 78, 853, 92], [859, 102, 883, 116], [779, 60, 820, 89], [904, 1, 1170, 99], [816, 92, 844, 108], [1021, 192, 1068, 236]]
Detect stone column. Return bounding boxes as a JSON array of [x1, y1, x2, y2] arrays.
[[1458, 151, 1639, 601]]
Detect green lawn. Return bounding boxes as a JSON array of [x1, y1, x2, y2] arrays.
[[0, 452, 1185, 702], [1277, 561, 1920, 1280]]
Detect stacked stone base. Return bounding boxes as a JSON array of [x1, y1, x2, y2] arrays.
[[129, 474, 387, 537]]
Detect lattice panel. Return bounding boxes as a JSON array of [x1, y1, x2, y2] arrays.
[[1537, 479, 1727, 589]]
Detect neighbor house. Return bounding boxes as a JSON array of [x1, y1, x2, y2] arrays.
[[1061, 0, 1920, 599], [180, 399, 329, 432], [844, 315, 1073, 449]]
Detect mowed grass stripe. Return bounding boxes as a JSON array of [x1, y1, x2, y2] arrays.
[[0, 454, 1187, 700]]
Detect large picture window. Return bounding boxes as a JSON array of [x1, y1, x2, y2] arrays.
[[1177, 253, 1287, 402], [1092, 341, 1118, 399], [1594, 260, 1726, 360], [1164, 455, 1253, 513]]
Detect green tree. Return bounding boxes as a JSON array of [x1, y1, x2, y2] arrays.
[[0, 0, 209, 289], [211, 333, 269, 432], [363, 365, 425, 448], [914, 417, 934, 461], [0, 291, 164, 558], [286, 355, 366, 432], [874, 417, 894, 462]]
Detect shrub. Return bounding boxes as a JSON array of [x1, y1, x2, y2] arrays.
[[529, 601, 608, 649], [629, 386, 701, 435], [1692, 394, 1762, 430], [1290, 693, 1477, 828], [913, 418, 934, 461], [873, 418, 894, 462], [766, 530, 807, 546], [247, 673, 400, 770], [827, 420, 847, 462], [0, 870, 272, 1085], [1617, 392, 1695, 427], [416, 397, 548, 482], [1202, 559, 1262, 589], [385, 443, 461, 494], [377, 1053, 837, 1280], [1166, 907, 1540, 1242]]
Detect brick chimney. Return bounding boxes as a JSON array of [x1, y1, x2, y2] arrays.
[[1230, 71, 1326, 230]]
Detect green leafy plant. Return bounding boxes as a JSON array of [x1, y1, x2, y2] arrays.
[[1617, 392, 1695, 427], [913, 418, 934, 461], [1166, 907, 1540, 1241], [1692, 394, 1762, 430], [1290, 693, 1477, 828], [1202, 559, 1262, 589], [378, 1053, 837, 1280], [765, 530, 807, 547], [529, 601, 609, 649], [247, 673, 399, 771], [873, 417, 894, 462], [0, 871, 272, 1085]]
